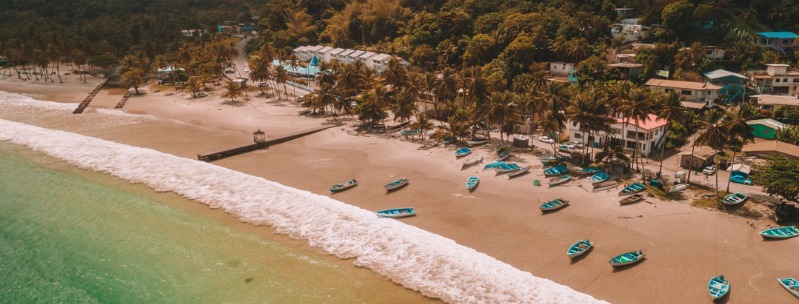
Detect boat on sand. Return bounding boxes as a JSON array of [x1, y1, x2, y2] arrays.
[[591, 171, 610, 184], [543, 165, 568, 176], [547, 174, 572, 187], [708, 275, 730, 300], [609, 250, 644, 267], [540, 198, 569, 212], [567, 239, 593, 258], [384, 178, 409, 191], [619, 193, 644, 205], [466, 176, 480, 191], [592, 180, 618, 192], [329, 179, 357, 193], [778, 278, 799, 298], [376, 207, 415, 218], [760, 226, 799, 239], [722, 192, 748, 206], [455, 147, 472, 158], [619, 183, 646, 196], [507, 166, 530, 178], [461, 155, 483, 169], [668, 183, 689, 193]]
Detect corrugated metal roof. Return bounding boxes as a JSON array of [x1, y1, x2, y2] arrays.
[[704, 69, 747, 80], [746, 118, 787, 130], [645, 79, 722, 90], [757, 32, 798, 39]]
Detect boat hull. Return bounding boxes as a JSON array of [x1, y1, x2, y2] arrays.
[[592, 180, 618, 192], [708, 275, 730, 300], [567, 239, 593, 258], [609, 250, 644, 267], [376, 207, 416, 218], [778, 278, 799, 298], [384, 178, 409, 191], [760, 226, 799, 239], [330, 179, 357, 192]]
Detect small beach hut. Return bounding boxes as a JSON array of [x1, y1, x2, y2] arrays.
[[253, 129, 265, 143]]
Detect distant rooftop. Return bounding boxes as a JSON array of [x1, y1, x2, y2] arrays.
[[645, 79, 722, 90], [704, 69, 746, 80], [757, 32, 798, 39], [747, 118, 787, 130]]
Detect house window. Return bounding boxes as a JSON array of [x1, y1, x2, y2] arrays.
[[627, 131, 636, 138], [784, 78, 789, 83], [681, 90, 692, 95], [776, 78, 781, 83], [575, 133, 582, 139], [611, 128, 621, 134]]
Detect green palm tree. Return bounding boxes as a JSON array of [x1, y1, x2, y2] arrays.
[[537, 82, 571, 155], [436, 67, 459, 115], [695, 109, 728, 204], [274, 65, 288, 100], [654, 91, 689, 176], [567, 86, 610, 163], [722, 104, 756, 192], [621, 87, 653, 178], [411, 113, 434, 140], [478, 91, 513, 143], [595, 141, 630, 173], [461, 67, 490, 107], [314, 83, 338, 116], [384, 56, 407, 92], [221, 80, 244, 102]]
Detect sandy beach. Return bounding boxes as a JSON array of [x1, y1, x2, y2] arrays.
[[2, 73, 799, 303]]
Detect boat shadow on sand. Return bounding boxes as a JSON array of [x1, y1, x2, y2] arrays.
[[569, 248, 593, 264], [611, 259, 646, 273]]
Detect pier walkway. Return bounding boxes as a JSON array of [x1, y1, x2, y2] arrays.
[[197, 124, 340, 162], [73, 78, 110, 114]]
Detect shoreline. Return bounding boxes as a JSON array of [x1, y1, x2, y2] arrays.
[[2, 76, 798, 303]]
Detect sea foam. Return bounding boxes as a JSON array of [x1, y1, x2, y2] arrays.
[[0, 103, 607, 304]]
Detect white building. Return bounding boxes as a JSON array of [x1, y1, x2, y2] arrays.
[[325, 48, 345, 62], [747, 63, 799, 96], [567, 114, 668, 156], [370, 54, 391, 73], [347, 50, 365, 64], [549, 62, 575, 77], [645, 79, 721, 109]]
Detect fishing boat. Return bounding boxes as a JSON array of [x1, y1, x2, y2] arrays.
[[376, 207, 416, 218], [543, 165, 568, 176], [540, 198, 569, 212], [567, 239, 593, 259], [668, 183, 689, 193], [466, 138, 489, 147], [466, 176, 480, 191], [329, 178, 357, 193], [708, 275, 730, 300], [507, 166, 530, 178], [609, 250, 645, 267], [592, 180, 618, 192], [619, 183, 646, 196], [384, 178, 409, 191], [574, 167, 603, 176], [482, 161, 506, 171], [400, 128, 422, 136], [541, 155, 567, 166], [442, 137, 455, 145], [495, 163, 521, 173], [722, 192, 748, 206], [461, 155, 484, 169], [497, 150, 511, 161], [619, 193, 645, 205], [548, 174, 572, 187], [417, 142, 439, 150], [455, 147, 472, 158], [590, 171, 610, 184], [778, 278, 799, 298], [760, 226, 799, 239]]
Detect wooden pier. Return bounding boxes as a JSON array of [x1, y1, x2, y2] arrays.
[[114, 90, 134, 109], [73, 78, 110, 114], [197, 125, 340, 162]]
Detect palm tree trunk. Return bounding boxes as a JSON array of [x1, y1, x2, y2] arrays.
[[686, 144, 697, 183], [658, 124, 670, 176], [714, 153, 720, 204]]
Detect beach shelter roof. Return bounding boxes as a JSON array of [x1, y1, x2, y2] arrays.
[[310, 55, 319, 66]]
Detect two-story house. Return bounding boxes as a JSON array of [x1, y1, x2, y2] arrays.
[[645, 79, 721, 109], [567, 114, 667, 156], [704, 69, 747, 103], [757, 32, 798, 53], [747, 63, 799, 96]]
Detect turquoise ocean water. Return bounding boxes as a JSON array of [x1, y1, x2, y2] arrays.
[[0, 142, 434, 303]]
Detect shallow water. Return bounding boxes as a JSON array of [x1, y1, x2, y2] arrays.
[[0, 142, 435, 303]]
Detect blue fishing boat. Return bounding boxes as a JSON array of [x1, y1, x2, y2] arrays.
[[376, 207, 416, 218], [384, 178, 409, 191], [543, 165, 568, 176], [575, 167, 603, 175], [609, 250, 645, 267], [495, 163, 520, 173], [442, 137, 455, 145], [466, 176, 480, 191], [590, 171, 610, 184], [540, 198, 569, 212], [567, 239, 593, 258], [455, 147, 472, 157], [400, 128, 421, 136], [507, 166, 530, 178], [541, 155, 567, 166], [497, 150, 511, 161], [618, 183, 646, 196], [778, 278, 799, 298], [708, 275, 730, 300], [482, 161, 506, 171], [329, 178, 357, 193], [722, 192, 748, 206], [760, 226, 799, 239]]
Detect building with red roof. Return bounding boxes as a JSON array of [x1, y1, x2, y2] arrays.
[[567, 114, 668, 156]]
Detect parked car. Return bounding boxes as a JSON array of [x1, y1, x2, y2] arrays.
[[244, 67, 250, 73], [538, 136, 554, 144], [558, 144, 577, 153], [702, 165, 716, 175], [196, 92, 207, 98], [730, 174, 753, 185], [568, 141, 586, 149]]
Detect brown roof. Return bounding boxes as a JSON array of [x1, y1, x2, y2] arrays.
[[645, 79, 722, 90], [742, 140, 799, 159], [681, 145, 715, 159]]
